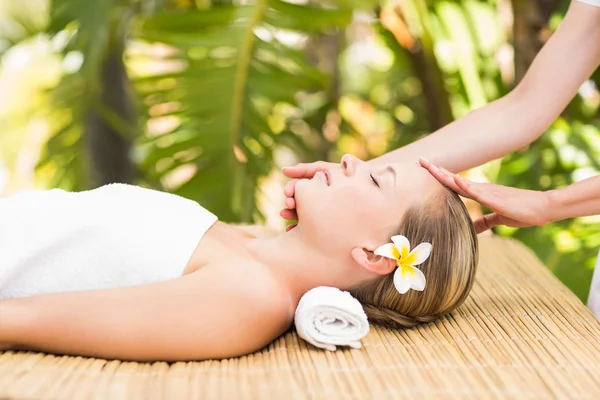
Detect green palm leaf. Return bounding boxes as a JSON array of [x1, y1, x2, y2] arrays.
[[37, 0, 137, 190]]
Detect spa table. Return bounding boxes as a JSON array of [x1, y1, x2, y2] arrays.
[[1, 235, 600, 399]]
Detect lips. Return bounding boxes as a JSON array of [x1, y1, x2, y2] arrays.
[[316, 170, 330, 186]]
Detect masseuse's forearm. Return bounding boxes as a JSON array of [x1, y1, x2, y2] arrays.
[[372, 94, 527, 172], [547, 176, 600, 222], [372, 2, 600, 172]]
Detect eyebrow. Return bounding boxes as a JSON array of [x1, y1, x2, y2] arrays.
[[386, 165, 397, 186]]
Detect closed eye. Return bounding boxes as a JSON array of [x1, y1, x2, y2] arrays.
[[370, 173, 379, 188]]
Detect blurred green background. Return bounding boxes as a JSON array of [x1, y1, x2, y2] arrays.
[[0, 0, 598, 301]]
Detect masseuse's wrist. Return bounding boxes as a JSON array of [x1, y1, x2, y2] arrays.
[[545, 188, 566, 223]]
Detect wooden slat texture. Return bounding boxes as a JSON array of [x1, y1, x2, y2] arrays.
[[1, 235, 600, 399]]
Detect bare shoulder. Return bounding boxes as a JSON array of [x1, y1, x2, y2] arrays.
[[231, 224, 280, 239], [230, 262, 295, 331]]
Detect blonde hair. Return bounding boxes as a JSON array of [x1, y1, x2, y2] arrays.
[[350, 188, 478, 328]]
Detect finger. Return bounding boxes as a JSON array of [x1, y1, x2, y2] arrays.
[[438, 167, 471, 197], [281, 164, 308, 179], [453, 175, 493, 206], [282, 162, 325, 179], [285, 223, 297, 232], [284, 179, 299, 197], [423, 163, 454, 185], [280, 208, 298, 221], [473, 213, 501, 234], [285, 197, 296, 209], [424, 163, 466, 195], [452, 175, 480, 201], [418, 157, 431, 168]]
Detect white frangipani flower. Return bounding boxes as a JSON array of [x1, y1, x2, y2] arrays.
[[374, 235, 432, 294]]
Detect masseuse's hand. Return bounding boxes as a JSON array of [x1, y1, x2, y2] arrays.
[[280, 161, 338, 231], [419, 158, 552, 234]]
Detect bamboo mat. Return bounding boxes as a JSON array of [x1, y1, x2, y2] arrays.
[[2, 235, 600, 399]]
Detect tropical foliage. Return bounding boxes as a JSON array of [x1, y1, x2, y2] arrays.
[[0, 0, 598, 300]]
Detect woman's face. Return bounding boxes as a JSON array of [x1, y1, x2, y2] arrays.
[[294, 154, 445, 249]]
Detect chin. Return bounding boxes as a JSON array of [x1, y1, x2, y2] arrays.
[[293, 179, 327, 225]]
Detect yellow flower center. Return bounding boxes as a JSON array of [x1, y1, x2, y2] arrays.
[[395, 245, 416, 265], [397, 262, 415, 277], [403, 252, 417, 266]]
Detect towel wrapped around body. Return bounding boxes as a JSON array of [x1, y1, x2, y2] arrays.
[[0, 184, 218, 300]]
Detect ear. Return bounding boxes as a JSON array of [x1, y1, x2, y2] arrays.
[[350, 247, 396, 276]]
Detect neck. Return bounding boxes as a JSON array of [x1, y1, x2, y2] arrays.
[[246, 226, 357, 301]]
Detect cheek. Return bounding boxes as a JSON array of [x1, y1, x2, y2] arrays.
[[333, 185, 386, 221], [295, 180, 389, 226]]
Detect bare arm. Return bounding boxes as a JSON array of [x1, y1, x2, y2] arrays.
[[547, 176, 600, 222], [0, 300, 21, 351], [0, 272, 290, 361], [373, 1, 600, 172]]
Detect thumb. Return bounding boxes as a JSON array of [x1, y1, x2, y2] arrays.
[[282, 163, 317, 179], [473, 213, 501, 234]]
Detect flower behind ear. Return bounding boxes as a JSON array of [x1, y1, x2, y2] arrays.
[[374, 235, 432, 294]]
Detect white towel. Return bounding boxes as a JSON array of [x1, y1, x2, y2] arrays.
[[0, 184, 218, 299], [294, 286, 370, 351]]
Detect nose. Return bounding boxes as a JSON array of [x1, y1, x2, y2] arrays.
[[340, 154, 360, 177]]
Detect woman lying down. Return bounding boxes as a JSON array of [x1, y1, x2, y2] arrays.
[[0, 154, 478, 361]]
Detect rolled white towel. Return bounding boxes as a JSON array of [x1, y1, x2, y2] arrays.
[[294, 286, 370, 351]]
